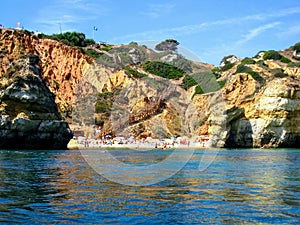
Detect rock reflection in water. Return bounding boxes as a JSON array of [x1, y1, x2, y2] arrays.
[[0, 149, 299, 224]]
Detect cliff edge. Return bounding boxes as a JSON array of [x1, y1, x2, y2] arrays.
[[208, 52, 300, 148], [0, 54, 73, 149], [1, 28, 300, 148]]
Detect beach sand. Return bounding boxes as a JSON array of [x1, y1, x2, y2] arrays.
[[68, 138, 210, 150]]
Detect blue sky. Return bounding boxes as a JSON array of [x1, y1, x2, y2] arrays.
[[1, 0, 300, 65]]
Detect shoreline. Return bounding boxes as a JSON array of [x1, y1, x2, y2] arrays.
[[67, 137, 210, 150]]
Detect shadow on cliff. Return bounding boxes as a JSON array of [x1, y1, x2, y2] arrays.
[[225, 118, 254, 148]]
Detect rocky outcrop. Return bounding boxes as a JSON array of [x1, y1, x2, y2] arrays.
[[0, 55, 73, 149], [73, 42, 300, 147], [73, 63, 201, 139], [0, 28, 91, 116], [224, 78, 300, 148], [209, 49, 300, 148], [1, 28, 300, 148], [247, 78, 300, 147]]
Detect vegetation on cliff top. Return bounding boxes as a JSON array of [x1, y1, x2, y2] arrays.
[[181, 75, 198, 90], [124, 66, 148, 79], [38, 32, 95, 47], [263, 50, 291, 63], [235, 64, 265, 83], [22, 30, 300, 99], [2, 29, 300, 144], [155, 39, 180, 52], [141, 61, 185, 79]]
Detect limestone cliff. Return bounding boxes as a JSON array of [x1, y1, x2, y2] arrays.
[[222, 77, 300, 148], [1, 28, 300, 148], [72, 64, 201, 139], [208, 48, 300, 148], [0, 55, 72, 149], [0, 28, 91, 117]]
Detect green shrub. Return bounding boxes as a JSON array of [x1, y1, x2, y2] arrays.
[[181, 75, 198, 90], [211, 67, 221, 79], [256, 60, 264, 65], [141, 61, 185, 79], [192, 85, 204, 98], [98, 92, 113, 99], [38, 32, 95, 47], [235, 64, 249, 74], [255, 60, 268, 68], [241, 57, 256, 65], [99, 44, 113, 52], [211, 67, 220, 73], [249, 71, 265, 82], [280, 56, 291, 63], [83, 49, 100, 58], [129, 42, 138, 46], [263, 50, 282, 60], [292, 42, 300, 52], [220, 62, 234, 71], [125, 66, 148, 78], [235, 64, 265, 82], [218, 80, 226, 88], [95, 101, 110, 113], [274, 72, 288, 78]]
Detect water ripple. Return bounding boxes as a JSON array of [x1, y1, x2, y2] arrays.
[[0, 149, 299, 224]]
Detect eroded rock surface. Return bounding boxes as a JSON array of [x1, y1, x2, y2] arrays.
[[0, 55, 72, 149]]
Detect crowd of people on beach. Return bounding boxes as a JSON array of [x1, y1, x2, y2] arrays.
[[68, 124, 211, 150], [71, 134, 210, 150]]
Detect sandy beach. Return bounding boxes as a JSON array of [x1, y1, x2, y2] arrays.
[[68, 136, 210, 150]]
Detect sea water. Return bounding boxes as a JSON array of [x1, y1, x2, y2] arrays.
[[0, 149, 299, 224]]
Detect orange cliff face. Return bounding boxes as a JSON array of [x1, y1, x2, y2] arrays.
[[0, 28, 92, 115]]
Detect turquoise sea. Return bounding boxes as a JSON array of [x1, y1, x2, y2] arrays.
[[0, 148, 299, 224]]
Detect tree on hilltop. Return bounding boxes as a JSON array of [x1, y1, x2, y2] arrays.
[[155, 39, 180, 52]]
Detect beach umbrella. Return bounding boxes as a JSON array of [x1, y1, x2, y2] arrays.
[[146, 137, 152, 141]]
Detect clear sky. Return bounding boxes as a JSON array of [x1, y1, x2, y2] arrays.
[[1, 0, 300, 65]]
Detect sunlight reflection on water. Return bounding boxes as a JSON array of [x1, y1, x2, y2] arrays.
[[0, 149, 299, 224]]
